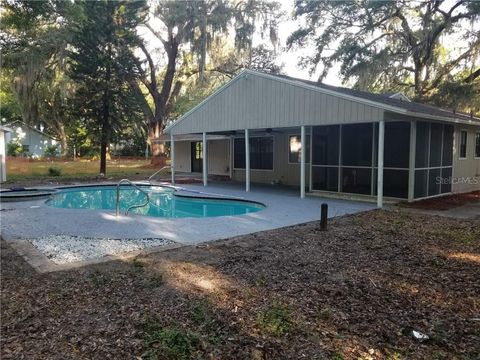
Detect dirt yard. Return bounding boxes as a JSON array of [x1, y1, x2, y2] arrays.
[[1, 210, 479, 359]]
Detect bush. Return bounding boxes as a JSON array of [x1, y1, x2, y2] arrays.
[[44, 144, 59, 157], [47, 167, 62, 176], [7, 141, 23, 157]]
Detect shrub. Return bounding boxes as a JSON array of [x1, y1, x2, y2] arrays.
[[47, 167, 62, 176], [44, 144, 59, 157], [7, 141, 23, 157]]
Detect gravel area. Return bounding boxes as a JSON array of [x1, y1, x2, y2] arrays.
[[28, 236, 174, 264]]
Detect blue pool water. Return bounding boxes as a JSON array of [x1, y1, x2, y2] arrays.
[[46, 185, 264, 218]]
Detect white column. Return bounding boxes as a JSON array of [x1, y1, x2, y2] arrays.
[[202, 132, 207, 186], [245, 129, 250, 192], [309, 126, 313, 192], [170, 134, 175, 185], [408, 120, 416, 201], [377, 120, 385, 208], [300, 125, 306, 198], [229, 136, 233, 179]]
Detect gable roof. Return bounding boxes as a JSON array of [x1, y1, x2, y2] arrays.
[[5, 120, 57, 139], [166, 69, 480, 133]]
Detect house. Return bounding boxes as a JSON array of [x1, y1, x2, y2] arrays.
[[5, 120, 58, 157], [161, 70, 480, 206], [0, 125, 13, 182]]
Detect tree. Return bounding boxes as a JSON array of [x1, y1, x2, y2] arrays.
[[132, 0, 282, 158], [0, 0, 80, 155], [69, 0, 147, 174], [288, 0, 480, 105]]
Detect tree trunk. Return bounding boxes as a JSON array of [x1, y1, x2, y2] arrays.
[[57, 122, 68, 157], [100, 45, 112, 175], [100, 90, 110, 174]]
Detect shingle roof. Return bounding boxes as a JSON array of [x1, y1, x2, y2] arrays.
[[274, 73, 480, 123]]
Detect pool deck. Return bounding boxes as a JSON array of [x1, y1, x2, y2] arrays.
[[1, 182, 374, 243], [1, 182, 375, 271]]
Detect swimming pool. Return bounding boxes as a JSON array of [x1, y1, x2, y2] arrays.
[[46, 185, 265, 218]]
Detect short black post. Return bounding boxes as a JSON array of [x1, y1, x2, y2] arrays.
[[320, 203, 328, 231]]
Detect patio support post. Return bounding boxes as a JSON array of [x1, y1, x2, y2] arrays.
[[377, 120, 385, 208], [170, 134, 175, 185], [408, 120, 416, 201], [203, 132, 207, 186], [300, 125, 306, 198], [245, 129, 250, 192]]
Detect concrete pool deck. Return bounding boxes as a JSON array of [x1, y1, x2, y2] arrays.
[[1, 182, 375, 270]]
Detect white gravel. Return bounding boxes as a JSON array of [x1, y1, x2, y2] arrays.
[[29, 235, 174, 264]]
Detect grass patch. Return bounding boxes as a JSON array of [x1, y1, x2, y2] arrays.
[[422, 227, 478, 244], [142, 320, 200, 360], [88, 271, 110, 288], [256, 302, 292, 337], [133, 258, 146, 268]]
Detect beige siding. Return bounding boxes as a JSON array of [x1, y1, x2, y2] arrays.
[[173, 139, 230, 176], [232, 132, 310, 187], [170, 75, 384, 135], [452, 125, 480, 193], [174, 141, 191, 172], [207, 139, 229, 175]]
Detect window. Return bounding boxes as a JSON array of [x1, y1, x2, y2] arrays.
[[194, 142, 203, 160], [475, 132, 480, 158], [234, 136, 273, 170], [288, 135, 310, 163], [22, 145, 29, 153], [459, 131, 467, 159]]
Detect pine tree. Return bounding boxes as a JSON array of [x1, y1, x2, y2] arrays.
[[69, 0, 147, 174]]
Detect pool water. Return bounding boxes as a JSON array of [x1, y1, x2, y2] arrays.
[[46, 185, 264, 218]]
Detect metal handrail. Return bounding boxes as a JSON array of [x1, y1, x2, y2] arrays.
[[148, 165, 171, 183], [116, 179, 150, 216]]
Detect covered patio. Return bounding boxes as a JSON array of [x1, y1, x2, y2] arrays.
[[161, 70, 480, 206]]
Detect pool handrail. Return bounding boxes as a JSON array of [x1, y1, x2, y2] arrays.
[[116, 179, 150, 216], [148, 165, 171, 183]]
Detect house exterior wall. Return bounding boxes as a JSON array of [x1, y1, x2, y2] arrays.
[[173, 139, 230, 176], [173, 141, 191, 172], [232, 131, 310, 187], [207, 139, 230, 175], [6, 123, 56, 157], [169, 74, 384, 135], [452, 124, 480, 193]]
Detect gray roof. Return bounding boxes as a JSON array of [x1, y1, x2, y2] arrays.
[[274, 73, 480, 123]]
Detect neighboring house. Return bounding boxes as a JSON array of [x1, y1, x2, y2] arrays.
[[1, 125, 13, 182], [160, 69, 480, 205], [5, 120, 58, 157]]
